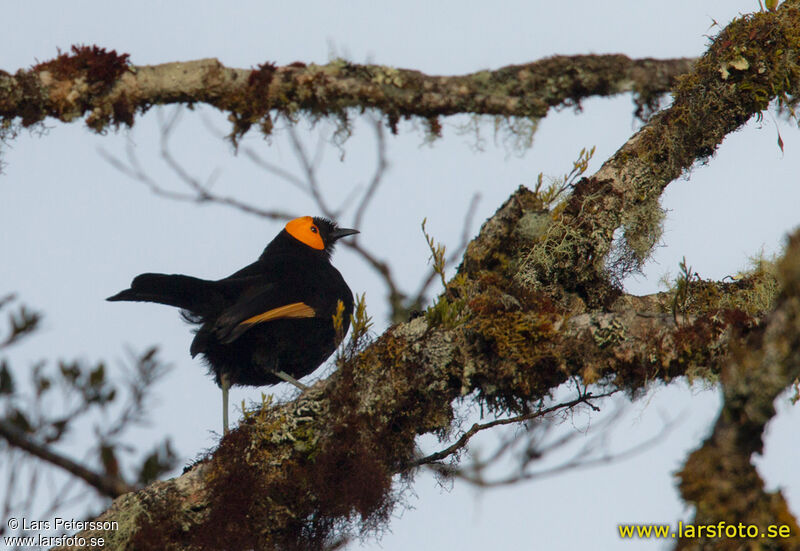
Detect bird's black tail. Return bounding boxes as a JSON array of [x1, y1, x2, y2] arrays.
[[107, 273, 217, 313]]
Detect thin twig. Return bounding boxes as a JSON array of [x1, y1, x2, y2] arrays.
[[432, 411, 677, 487], [101, 110, 481, 323], [412, 389, 617, 467], [0, 420, 134, 498], [344, 240, 406, 313], [99, 115, 293, 221], [242, 149, 308, 191], [413, 193, 481, 304], [352, 119, 388, 232], [1, 451, 19, 524], [288, 126, 334, 218]]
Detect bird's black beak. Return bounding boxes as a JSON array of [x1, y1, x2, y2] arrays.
[[330, 227, 359, 241]]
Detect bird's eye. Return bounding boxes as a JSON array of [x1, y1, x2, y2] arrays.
[[310, 226, 318, 233]]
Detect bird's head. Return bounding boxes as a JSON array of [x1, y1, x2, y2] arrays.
[[285, 216, 359, 255]]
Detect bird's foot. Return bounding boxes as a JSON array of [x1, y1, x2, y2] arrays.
[[275, 371, 309, 391]]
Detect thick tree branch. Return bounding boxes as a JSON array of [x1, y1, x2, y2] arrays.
[[521, 1, 800, 304], [674, 231, 800, 550], [52, 184, 780, 550], [1, 51, 693, 141], [37, 5, 800, 550]]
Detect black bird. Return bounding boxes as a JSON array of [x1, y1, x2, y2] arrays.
[[107, 216, 358, 433]]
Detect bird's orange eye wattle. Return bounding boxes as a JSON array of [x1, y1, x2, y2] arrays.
[[285, 216, 325, 250]]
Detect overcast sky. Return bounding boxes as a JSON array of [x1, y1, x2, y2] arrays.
[[2, 1, 799, 549]]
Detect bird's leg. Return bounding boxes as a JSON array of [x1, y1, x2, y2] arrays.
[[221, 373, 230, 435], [275, 370, 309, 391]]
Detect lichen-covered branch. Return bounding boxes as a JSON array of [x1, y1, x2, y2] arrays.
[[33, 6, 800, 550], [52, 183, 783, 550], [522, 0, 800, 305], [0, 47, 693, 141], [675, 230, 800, 551]]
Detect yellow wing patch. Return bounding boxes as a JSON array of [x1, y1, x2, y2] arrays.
[[239, 302, 316, 326]]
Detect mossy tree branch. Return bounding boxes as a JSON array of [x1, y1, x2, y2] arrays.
[[53, 185, 789, 550], [0, 49, 693, 141], [676, 230, 800, 550], [522, 0, 800, 305], [25, 3, 800, 550]]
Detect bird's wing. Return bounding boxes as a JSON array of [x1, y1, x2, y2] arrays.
[[222, 259, 267, 280], [212, 283, 317, 344]]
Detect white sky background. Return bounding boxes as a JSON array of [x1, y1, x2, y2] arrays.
[[1, 1, 799, 549]]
